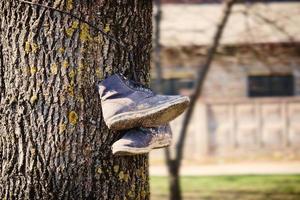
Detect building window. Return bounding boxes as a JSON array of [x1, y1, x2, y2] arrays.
[[151, 78, 195, 95], [248, 75, 294, 97]]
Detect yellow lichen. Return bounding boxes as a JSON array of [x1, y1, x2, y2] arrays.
[[104, 24, 110, 33], [65, 21, 79, 37], [66, 0, 73, 10], [68, 111, 78, 125], [30, 94, 38, 104], [59, 47, 65, 54], [30, 66, 37, 75], [113, 165, 119, 173], [59, 123, 66, 134], [95, 68, 103, 79], [78, 62, 85, 71], [118, 171, 124, 180], [124, 173, 129, 182], [69, 69, 76, 79], [141, 190, 147, 199], [50, 63, 58, 75], [80, 23, 92, 42], [71, 21, 79, 29], [31, 43, 39, 53], [25, 41, 31, 54], [77, 61, 86, 77], [96, 167, 103, 174], [68, 85, 75, 96], [63, 60, 69, 68], [65, 27, 75, 37], [127, 191, 135, 198]]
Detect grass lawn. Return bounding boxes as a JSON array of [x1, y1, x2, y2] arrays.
[[150, 175, 300, 200]]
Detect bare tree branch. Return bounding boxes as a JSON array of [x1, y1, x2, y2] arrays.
[[252, 11, 295, 43], [175, 0, 238, 169]]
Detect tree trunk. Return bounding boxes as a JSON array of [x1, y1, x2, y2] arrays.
[[153, 0, 162, 93], [168, 161, 181, 200], [0, 0, 152, 199]]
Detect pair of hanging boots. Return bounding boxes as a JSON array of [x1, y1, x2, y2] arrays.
[[98, 74, 190, 155]]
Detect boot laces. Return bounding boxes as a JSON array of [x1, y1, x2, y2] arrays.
[[119, 74, 154, 94]]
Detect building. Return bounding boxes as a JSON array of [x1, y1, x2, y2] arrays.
[[151, 0, 300, 162]]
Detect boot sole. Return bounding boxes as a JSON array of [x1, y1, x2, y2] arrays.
[[112, 140, 171, 156], [106, 96, 189, 131]]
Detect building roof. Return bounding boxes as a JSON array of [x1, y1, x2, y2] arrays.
[[159, 2, 300, 46]]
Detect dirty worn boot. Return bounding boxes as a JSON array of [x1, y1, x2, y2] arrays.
[[112, 124, 172, 156], [98, 74, 189, 130]]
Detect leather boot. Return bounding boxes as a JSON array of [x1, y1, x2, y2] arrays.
[[98, 74, 189, 130], [112, 124, 172, 155]]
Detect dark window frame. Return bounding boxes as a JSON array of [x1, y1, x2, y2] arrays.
[[247, 74, 294, 97]]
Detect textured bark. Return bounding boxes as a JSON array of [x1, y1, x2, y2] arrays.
[[153, 0, 162, 93], [0, 0, 152, 199]]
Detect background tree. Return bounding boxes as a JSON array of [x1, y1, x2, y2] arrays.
[[0, 0, 152, 199], [152, 0, 237, 199]]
